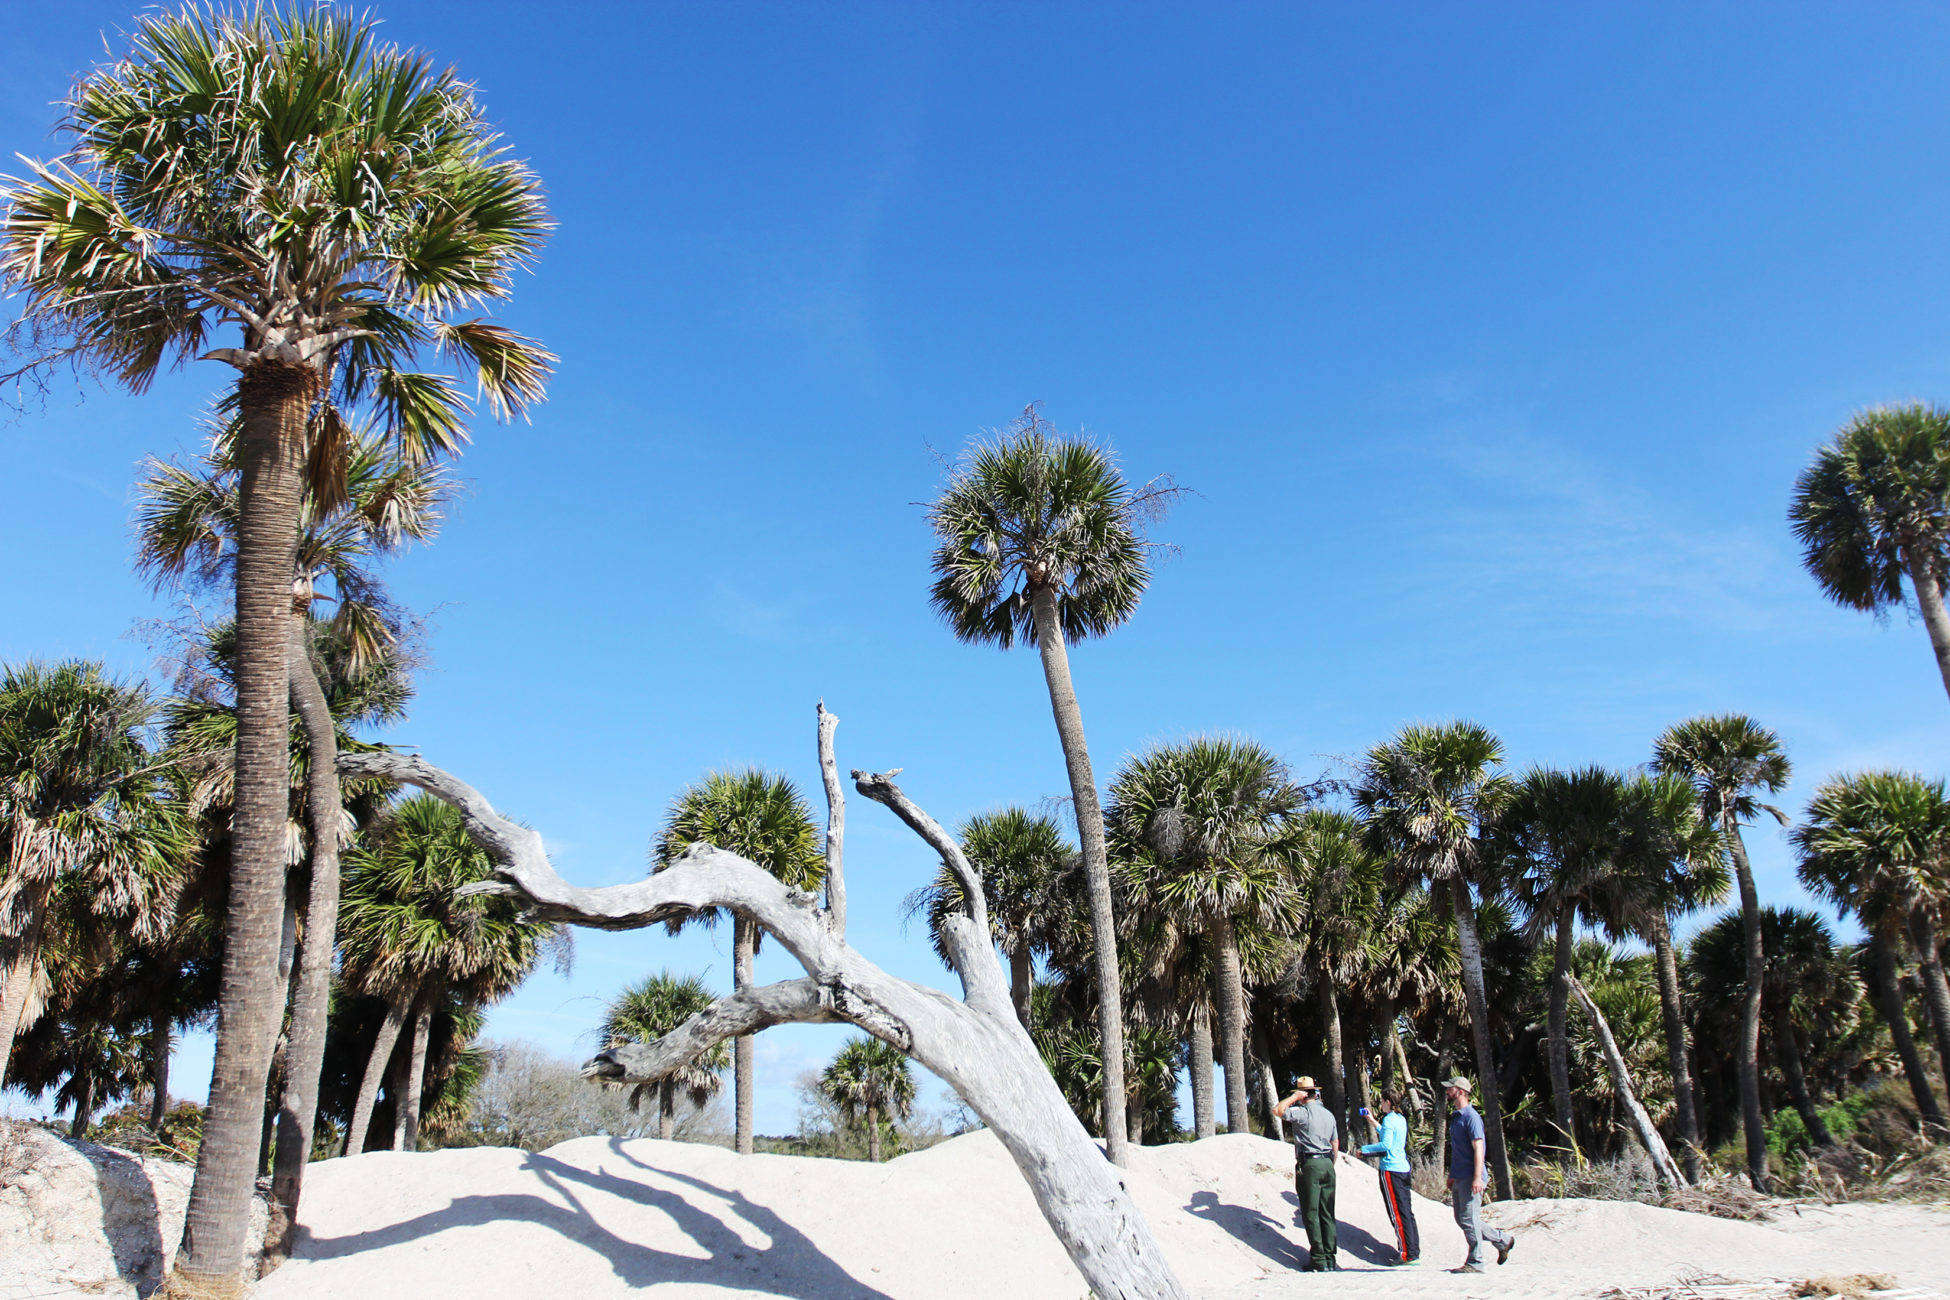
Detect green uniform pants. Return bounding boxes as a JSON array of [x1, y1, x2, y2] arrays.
[[1296, 1155, 1338, 1269]]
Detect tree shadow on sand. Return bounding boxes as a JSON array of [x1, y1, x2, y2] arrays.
[[300, 1141, 895, 1299], [1186, 1189, 1399, 1272]]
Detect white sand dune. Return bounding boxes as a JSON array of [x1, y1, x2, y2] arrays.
[[6, 1121, 1948, 1298]]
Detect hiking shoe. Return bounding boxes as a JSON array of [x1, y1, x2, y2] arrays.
[[1449, 1264, 1484, 1274], [1497, 1235, 1516, 1265]]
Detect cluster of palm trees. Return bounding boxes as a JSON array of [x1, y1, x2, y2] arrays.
[[3, 2, 1950, 1292]]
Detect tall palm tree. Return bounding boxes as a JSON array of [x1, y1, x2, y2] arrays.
[[1590, 772, 1727, 1182], [0, 662, 188, 1087], [338, 794, 554, 1155], [1353, 721, 1516, 1200], [820, 1035, 917, 1163], [600, 971, 728, 1139], [926, 407, 1181, 1165], [1789, 404, 1950, 702], [912, 807, 1074, 1028], [1794, 770, 1950, 1123], [1652, 715, 1789, 1191], [1106, 736, 1305, 1137], [655, 769, 824, 1155], [136, 428, 446, 1250], [0, 13, 552, 1286], [1500, 765, 1633, 1154]]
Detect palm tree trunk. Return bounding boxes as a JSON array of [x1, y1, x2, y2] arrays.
[[866, 1102, 881, 1163], [734, 912, 756, 1155], [396, 998, 432, 1151], [1348, 1034, 1374, 1147], [1189, 995, 1215, 1139], [1569, 974, 1684, 1188], [1905, 553, 1950, 702], [1319, 979, 1346, 1146], [1251, 1019, 1281, 1139], [1547, 903, 1578, 1154], [345, 998, 408, 1157], [659, 1081, 676, 1140], [1029, 584, 1128, 1166], [1772, 1000, 1833, 1147], [70, 1067, 94, 1141], [0, 877, 54, 1089], [1009, 945, 1033, 1030], [174, 361, 316, 1293], [1394, 1030, 1421, 1117], [267, 618, 346, 1263], [1451, 877, 1513, 1201], [1210, 913, 1249, 1135], [1869, 933, 1948, 1131], [1379, 1000, 1400, 1090], [151, 1009, 172, 1131], [1648, 913, 1702, 1182], [1724, 816, 1771, 1192], [1907, 911, 1950, 1108]]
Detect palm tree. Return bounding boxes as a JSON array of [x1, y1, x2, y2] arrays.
[[1652, 715, 1789, 1191], [0, 13, 552, 1285], [1789, 404, 1950, 702], [1590, 772, 1727, 1182], [1284, 809, 1387, 1142], [913, 807, 1073, 1028], [136, 428, 447, 1249], [1106, 736, 1304, 1137], [820, 1035, 917, 1162], [600, 971, 729, 1139], [926, 406, 1181, 1165], [655, 769, 824, 1155], [338, 794, 554, 1155], [0, 662, 188, 1087], [1794, 770, 1950, 1124], [1353, 721, 1516, 1200], [1500, 765, 1634, 1154]]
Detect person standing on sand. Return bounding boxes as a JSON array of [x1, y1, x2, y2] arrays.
[[1443, 1076, 1516, 1274], [1274, 1075, 1340, 1272], [1358, 1090, 1420, 1266]]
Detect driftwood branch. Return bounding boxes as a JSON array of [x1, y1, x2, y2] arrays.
[[817, 701, 846, 936], [349, 737, 1187, 1300], [851, 767, 989, 942]]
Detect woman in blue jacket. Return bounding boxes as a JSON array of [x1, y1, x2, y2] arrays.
[[1358, 1090, 1420, 1265]]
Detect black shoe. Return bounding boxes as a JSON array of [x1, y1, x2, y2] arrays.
[[1497, 1235, 1516, 1265]]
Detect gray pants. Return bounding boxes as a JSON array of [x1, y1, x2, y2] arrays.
[[1450, 1186, 1512, 1265]]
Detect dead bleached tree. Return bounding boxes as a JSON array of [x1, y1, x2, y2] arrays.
[[1568, 973, 1686, 1189], [336, 703, 1188, 1300]]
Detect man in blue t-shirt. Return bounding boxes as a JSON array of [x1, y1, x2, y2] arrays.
[[1442, 1076, 1515, 1274]]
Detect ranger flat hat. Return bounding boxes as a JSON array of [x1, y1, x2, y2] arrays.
[[1291, 1075, 1318, 1091]]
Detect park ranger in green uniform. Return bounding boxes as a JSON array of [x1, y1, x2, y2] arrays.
[[1274, 1075, 1340, 1272]]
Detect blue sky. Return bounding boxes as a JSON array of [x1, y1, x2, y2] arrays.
[[6, 3, 1950, 1133]]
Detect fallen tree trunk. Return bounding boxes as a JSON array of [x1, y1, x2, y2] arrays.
[[336, 706, 1189, 1300], [1568, 973, 1685, 1189]]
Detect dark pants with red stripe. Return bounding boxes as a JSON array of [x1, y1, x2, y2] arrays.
[[1379, 1169, 1419, 1262]]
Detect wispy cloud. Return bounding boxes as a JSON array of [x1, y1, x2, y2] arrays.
[[1405, 419, 1801, 634]]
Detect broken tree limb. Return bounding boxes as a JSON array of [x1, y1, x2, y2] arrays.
[[1569, 973, 1686, 1189], [339, 742, 1189, 1300], [817, 702, 846, 936]]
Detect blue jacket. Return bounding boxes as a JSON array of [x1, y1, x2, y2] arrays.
[[1360, 1111, 1410, 1173]]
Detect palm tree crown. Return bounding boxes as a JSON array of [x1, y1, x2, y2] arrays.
[[1652, 715, 1790, 825], [655, 769, 825, 891], [926, 407, 1176, 648], [1793, 770, 1950, 929], [1789, 403, 1950, 615], [1, 6, 552, 433]]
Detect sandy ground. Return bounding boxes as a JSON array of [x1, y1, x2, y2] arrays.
[[5, 1120, 1946, 1299]]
